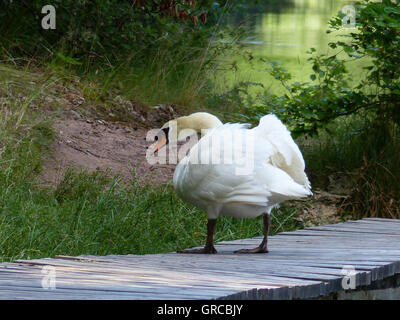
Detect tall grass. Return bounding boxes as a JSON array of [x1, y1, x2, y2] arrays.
[[80, 30, 240, 113], [0, 166, 299, 263], [299, 114, 400, 219]]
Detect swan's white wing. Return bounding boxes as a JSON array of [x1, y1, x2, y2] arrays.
[[173, 124, 271, 211], [255, 163, 312, 204], [175, 162, 270, 204], [253, 114, 311, 189], [173, 117, 312, 219]]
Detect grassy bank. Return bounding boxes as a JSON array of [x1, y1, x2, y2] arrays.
[[0, 65, 301, 262], [0, 167, 299, 262]]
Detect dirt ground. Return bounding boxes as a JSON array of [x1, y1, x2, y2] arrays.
[[40, 112, 176, 187]]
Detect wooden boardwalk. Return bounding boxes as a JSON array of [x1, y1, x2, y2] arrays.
[[1, 218, 400, 299]]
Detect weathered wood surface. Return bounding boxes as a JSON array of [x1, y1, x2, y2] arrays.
[[2, 218, 400, 299]]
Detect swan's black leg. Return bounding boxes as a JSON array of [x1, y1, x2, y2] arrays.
[[177, 219, 217, 254], [235, 214, 270, 254]]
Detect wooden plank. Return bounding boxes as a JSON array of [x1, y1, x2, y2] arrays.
[[2, 258, 331, 298], [7, 261, 324, 292], [349, 219, 400, 227], [362, 218, 400, 223], [2, 218, 400, 300], [0, 269, 249, 299], [15, 253, 385, 289], [310, 224, 400, 233], [0, 284, 223, 300], [305, 226, 400, 235], [3, 262, 330, 296]]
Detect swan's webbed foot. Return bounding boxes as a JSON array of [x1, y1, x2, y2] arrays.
[[234, 214, 270, 254], [234, 246, 268, 254], [177, 246, 217, 254]]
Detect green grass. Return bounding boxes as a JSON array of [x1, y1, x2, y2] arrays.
[[0, 168, 300, 262]]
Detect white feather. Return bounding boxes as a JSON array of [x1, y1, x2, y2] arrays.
[[172, 113, 312, 220]]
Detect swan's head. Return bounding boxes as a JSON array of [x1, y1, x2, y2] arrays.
[[153, 112, 222, 153]]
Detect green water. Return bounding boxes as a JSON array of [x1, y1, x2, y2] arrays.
[[216, 0, 356, 94]]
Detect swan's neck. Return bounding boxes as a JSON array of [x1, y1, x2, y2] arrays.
[[177, 113, 222, 134]]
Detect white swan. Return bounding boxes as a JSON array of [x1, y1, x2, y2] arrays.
[[153, 112, 312, 254]]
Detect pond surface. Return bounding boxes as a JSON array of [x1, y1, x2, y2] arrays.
[[215, 0, 356, 94]]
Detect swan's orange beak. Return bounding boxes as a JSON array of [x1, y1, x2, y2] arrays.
[[153, 135, 167, 153]]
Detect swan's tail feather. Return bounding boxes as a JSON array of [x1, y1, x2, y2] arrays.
[[255, 114, 311, 188]]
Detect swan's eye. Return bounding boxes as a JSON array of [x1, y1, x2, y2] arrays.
[[155, 135, 159, 141]]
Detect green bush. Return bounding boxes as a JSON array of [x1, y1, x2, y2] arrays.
[[0, 0, 232, 65], [226, 0, 400, 218], [242, 0, 400, 137]]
